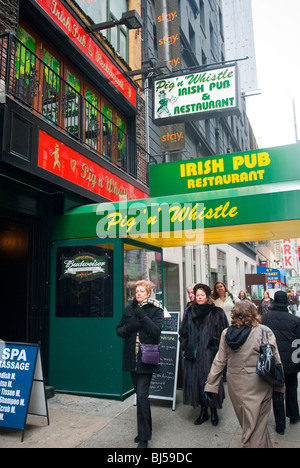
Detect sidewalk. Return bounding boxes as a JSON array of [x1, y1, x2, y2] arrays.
[[0, 385, 300, 449]]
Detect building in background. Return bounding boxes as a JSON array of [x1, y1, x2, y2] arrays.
[[138, 0, 258, 310]]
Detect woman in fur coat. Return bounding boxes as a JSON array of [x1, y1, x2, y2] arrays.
[[179, 283, 228, 426]]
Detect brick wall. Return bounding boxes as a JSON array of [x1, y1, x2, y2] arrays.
[[0, 0, 18, 34]]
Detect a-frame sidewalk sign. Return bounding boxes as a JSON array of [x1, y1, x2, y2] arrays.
[[0, 342, 49, 442]]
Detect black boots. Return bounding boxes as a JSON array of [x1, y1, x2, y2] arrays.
[[194, 407, 219, 426], [194, 407, 209, 425], [211, 407, 219, 426]]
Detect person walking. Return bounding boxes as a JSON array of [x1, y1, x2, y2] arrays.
[[116, 280, 163, 448], [258, 290, 274, 315], [288, 289, 299, 315], [205, 300, 284, 448], [212, 281, 239, 323], [179, 283, 228, 426], [262, 290, 300, 433]]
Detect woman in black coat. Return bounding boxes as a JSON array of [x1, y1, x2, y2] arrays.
[[117, 280, 163, 448], [179, 283, 228, 426], [262, 290, 300, 433]]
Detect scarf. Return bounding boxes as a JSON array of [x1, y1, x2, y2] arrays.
[[225, 325, 252, 350]]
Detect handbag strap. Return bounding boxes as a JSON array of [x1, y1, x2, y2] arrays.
[[260, 325, 270, 345]]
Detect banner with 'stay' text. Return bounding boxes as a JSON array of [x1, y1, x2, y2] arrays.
[[155, 0, 185, 152]]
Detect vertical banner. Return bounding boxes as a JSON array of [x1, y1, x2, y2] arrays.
[[282, 238, 294, 270], [155, 0, 185, 152]]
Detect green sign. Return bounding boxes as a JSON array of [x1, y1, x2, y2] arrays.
[[149, 143, 300, 197]]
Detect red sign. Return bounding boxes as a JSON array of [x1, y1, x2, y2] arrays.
[[38, 130, 148, 201], [34, 0, 136, 108], [282, 239, 294, 269]]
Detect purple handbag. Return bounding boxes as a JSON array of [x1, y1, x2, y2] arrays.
[[140, 343, 160, 365]]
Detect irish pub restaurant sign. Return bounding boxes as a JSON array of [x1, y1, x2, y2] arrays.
[[153, 63, 240, 125]]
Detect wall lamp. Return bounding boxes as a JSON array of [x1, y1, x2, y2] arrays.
[[127, 61, 172, 77], [90, 10, 143, 32]]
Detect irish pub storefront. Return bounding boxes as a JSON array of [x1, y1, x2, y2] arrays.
[[0, 0, 148, 377], [50, 143, 300, 398]]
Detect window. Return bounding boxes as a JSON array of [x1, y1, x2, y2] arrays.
[[74, 0, 129, 62], [65, 70, 81, 139], [15, 23, 129, 171], [56, 244, 114, 318], [16, 26, 36, 105], [124, 246, 162, 306], [42, 49, 60, 125]]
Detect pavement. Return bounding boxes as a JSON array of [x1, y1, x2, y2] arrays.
[[0, 382, 300, 449]]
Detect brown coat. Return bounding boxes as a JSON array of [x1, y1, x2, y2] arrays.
[[205, 325, 284, 448]]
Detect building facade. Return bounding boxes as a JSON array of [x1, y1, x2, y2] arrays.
[[0, 0, 151, 395], [138, 0, 257, 308], [0, 0, 259, 398]]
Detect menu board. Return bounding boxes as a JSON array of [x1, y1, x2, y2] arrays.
[[149, 328, 180, 410]]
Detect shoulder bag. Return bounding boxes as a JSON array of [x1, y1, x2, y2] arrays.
[[256, 325, 285, 386], [140, 342, 160, 365]]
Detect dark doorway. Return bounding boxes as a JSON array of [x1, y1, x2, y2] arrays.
[[0, 217, 29, 342]]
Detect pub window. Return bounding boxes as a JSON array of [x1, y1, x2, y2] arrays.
[[42, 49, 60, 125], [16, 26, 36, 105], [56, 245, 114, 318], [85, 87, 99, 150], [65, 70, 81, 139]]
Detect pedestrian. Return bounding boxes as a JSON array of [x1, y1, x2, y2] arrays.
[[116, 280, 163, 448], [238, 290, 248, 301], [258, 290, 274, 315], [288, 289, 299, 315], [179, 283, 228, 426], [186, 283, 195, 308], [262, 290, 300, 433], [212, 281, 239, 323], [205, 300, 284, 448]]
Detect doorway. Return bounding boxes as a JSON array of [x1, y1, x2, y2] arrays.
[[0, 217, 29, 342]]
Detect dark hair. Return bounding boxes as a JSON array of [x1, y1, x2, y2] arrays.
[[231, 301, 261, 328], [212, 281, 231, 300]]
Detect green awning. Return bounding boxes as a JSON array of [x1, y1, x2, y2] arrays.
[[53, 180, 300, 247]]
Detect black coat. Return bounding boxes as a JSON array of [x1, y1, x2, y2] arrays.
[[117, 298, 163, 374], [262, 307, 300, 374], [179, 302, 229, 408]]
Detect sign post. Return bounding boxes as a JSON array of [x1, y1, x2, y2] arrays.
[[0, 342, 49, 442]]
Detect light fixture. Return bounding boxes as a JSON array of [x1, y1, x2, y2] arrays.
[[90, 10, 143, 32], [127, 61, 172, 77]]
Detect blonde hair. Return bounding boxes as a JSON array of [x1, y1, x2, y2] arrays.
[[135, 280, 152, 296]]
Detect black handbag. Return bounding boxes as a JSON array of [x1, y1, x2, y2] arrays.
[[256, 325, 285, 386]]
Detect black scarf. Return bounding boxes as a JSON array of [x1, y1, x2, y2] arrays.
[[225, 325, 252, 350], [192, 302, 213, 321]]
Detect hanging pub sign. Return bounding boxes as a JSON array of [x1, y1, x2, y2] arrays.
[[61, 253, 108, 281], [153, 63, 241, 125]]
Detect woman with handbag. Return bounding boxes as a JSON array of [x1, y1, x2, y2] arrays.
[[205, 300, 285, 448], [116, 280, 163, 448], [179, 283, 228, 426]]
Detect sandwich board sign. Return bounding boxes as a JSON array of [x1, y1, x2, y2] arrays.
[[0, 342, 49, 441]]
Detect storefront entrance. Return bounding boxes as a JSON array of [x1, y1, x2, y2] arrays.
[[0, 216, 30, 343], [49, 238, 163, 398]]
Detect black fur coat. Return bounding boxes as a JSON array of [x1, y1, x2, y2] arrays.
[[179, 302, 229, 408]]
